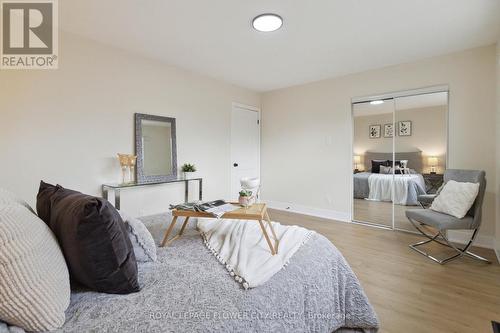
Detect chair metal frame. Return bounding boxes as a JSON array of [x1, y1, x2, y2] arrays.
[[408, 169, 491, 265], [408, 217, 490, 264]]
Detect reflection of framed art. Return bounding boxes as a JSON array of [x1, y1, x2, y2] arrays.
[[398, 120, 412, 136], [369, 125, 381, 139], [384, 123, 393, 138]]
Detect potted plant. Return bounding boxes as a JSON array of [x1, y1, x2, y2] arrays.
[[181, 163, 197, 179], [238, 190, 254, 207]]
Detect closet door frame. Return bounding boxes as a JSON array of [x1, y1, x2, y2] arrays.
[[350, 85, 449, 231]]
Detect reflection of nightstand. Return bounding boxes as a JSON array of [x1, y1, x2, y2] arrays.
[[423, 173, 444, 194]]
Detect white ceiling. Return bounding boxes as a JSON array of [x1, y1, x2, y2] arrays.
[[60, 1, 500, 92]]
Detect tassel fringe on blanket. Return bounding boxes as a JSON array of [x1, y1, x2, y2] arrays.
[[198, 218, 314, 289]]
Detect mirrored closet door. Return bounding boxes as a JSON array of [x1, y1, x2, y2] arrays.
[[352, 88, 448, 230], [393, 92, 448, 231], [352, 98, 395, 227]]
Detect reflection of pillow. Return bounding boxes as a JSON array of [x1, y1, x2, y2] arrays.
[[393, 167, 403, 175], [379, 166, 417, 175], [119, 211, 157, 262], [379, 165, 391, 174], [371, 160, 389, 173], [388, 160, 401, 167], [430, 180, 479, 218]]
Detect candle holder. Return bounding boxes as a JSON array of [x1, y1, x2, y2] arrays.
[[118, 153, 130, 184], [127, 155, 137, 183]]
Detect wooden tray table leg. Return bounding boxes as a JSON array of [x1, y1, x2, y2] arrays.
[[178, 217, 190, 236], [161, 216, 178, 247], [258, 219, 276, 255], [264, 211, 279, 254]]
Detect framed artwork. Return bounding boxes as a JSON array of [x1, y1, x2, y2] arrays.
[[398, 120, 412, 136], [369, 125, 381, 139], [383, 123, 393, 138]]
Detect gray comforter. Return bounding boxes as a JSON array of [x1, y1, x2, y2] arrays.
[[403, 176, 426, 205], [353, 172, 426, 205], [4, 214, 379, 333], [353, 172, 371, 199]]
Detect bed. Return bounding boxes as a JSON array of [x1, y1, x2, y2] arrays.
[[42, 214, 379, 333], [353, 151, 426, 206]]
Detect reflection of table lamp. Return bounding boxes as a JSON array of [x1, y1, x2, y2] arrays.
[[428, 157, 438, 174], [353, 155, 361, 172]]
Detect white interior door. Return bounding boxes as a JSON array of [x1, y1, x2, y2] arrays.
[[230, 104, 260, 200]]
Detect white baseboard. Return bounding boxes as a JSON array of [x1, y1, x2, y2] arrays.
[[265, 200, 350, 223], [447, 230, 494, 250], [265, 200, 496, 254]]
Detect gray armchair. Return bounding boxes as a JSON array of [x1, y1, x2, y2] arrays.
[[406, 169, 490, 264], [417, 194, 437, 208]]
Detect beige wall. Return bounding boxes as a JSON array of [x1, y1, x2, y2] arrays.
[[262, 45, 497, 243], [0, 31, 497, 247], [0, 32, 260, 217], [354, 106, 447, 174]]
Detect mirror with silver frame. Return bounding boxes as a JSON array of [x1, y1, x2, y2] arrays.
[[135, 113, 177, 183]]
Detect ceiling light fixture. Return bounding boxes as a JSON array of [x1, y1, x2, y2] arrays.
[[252, 14, 283, 32], [370, 100, 384, 105]]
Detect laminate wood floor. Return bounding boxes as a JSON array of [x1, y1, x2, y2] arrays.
[[268, 208, 500, 333]]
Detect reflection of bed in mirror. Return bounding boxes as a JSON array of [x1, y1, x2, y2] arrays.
[[353, 151, 426, 206]]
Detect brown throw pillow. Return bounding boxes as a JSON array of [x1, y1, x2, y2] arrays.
[[36, 181, 140, 294]]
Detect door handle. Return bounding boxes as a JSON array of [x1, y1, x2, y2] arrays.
[[233, 163, 239, 167]]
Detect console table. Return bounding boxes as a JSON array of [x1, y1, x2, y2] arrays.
[[102, 178, 202, 210]]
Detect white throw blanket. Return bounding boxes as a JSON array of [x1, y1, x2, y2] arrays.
[[197, 218, 314, 289], [368, 173, 423, 205]]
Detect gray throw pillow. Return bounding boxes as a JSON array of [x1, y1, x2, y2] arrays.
[[119, 211, 157, 262], [379, 165, 391, 174]]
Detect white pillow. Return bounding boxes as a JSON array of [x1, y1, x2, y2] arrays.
[[0, 204, 70, 331], [0, 188, 35, 213], [119, 211, 157, 262], [430, 180, 480, 218]]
